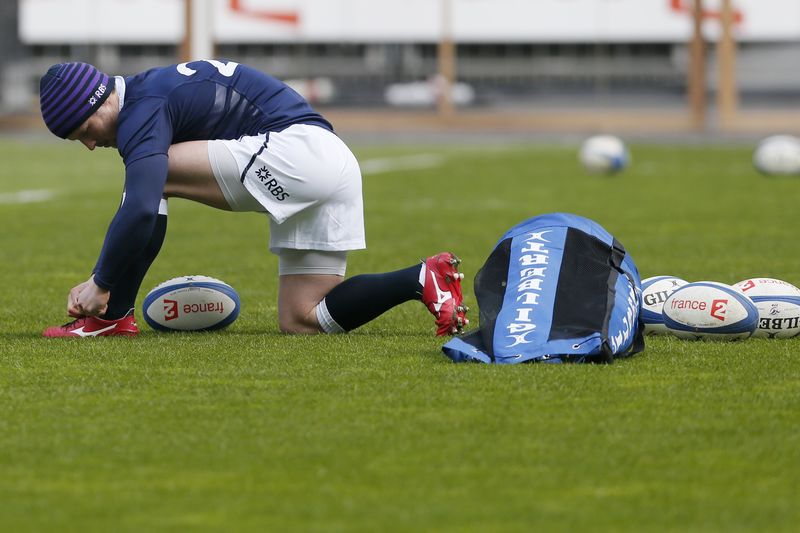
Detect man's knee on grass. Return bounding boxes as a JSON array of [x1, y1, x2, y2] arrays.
[[277, 270, 343, 334]]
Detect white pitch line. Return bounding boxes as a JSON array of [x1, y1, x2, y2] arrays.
[[359, 154, 446, 175], [0, 189, 56, 205]]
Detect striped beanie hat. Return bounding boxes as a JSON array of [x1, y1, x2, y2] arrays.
[[40, 62, 112, 139]]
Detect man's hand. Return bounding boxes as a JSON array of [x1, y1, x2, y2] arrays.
[[67, 277, 110, 317]]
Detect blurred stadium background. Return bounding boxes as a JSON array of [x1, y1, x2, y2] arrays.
[[1, 0, 799, 139]]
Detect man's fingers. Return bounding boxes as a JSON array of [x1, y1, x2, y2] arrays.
[[71, 299, 87, 317], [76, 299, 105, 317], [67, 293, 81, 317]]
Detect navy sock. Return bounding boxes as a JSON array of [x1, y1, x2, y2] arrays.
[[103, 214, 167, 320], [323, 264, 422, 331]]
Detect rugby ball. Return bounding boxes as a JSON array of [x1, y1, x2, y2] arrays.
[[733, 277, 800, 338], [753, 135, 800, 176], [579, 135, 629, 174], [662, 281, 758, 341], [142, 275, 240, 332], [640, 276, 689, 335]]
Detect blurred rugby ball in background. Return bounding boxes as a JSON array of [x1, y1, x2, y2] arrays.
[[143, 275, 240, 332], [733, 277, 800, 338], [752, 135, 800, 176], [662, 281, 758, 341], [640, 276, 689, 335], [579, 134, 629, 174]]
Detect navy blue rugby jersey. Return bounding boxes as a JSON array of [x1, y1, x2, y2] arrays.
[[92, 60, 333, 291], [117, 60, 332, 163]]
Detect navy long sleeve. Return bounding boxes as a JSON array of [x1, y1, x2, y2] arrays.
[[92, 154, 168, 290]]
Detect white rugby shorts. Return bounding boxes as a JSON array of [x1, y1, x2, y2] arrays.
[[208, 124, 366, 254]]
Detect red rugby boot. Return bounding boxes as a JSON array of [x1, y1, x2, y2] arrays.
[[43, 311, 139, 338], [420, 252, 469, 336]]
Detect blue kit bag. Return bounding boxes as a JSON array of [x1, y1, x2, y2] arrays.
[[443, 213, 645, 364]]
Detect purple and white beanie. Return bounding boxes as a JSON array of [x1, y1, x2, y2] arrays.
[[40, 62, 112, 139]]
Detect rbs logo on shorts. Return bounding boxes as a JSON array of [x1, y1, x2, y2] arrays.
[[255, 166, 289, 201]]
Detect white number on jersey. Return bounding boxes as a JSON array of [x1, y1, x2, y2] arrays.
[[177, 60, 239, 78]]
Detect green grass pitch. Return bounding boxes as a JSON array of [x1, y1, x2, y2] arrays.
[[0, 139, 798, 531]]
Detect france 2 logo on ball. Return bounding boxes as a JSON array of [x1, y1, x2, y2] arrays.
[[710, 298, 728, 321], [662, 281, 758, 341], [143, 275, 241, 332]]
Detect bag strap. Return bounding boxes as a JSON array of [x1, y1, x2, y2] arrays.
[[598, 238, 644, 362]]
